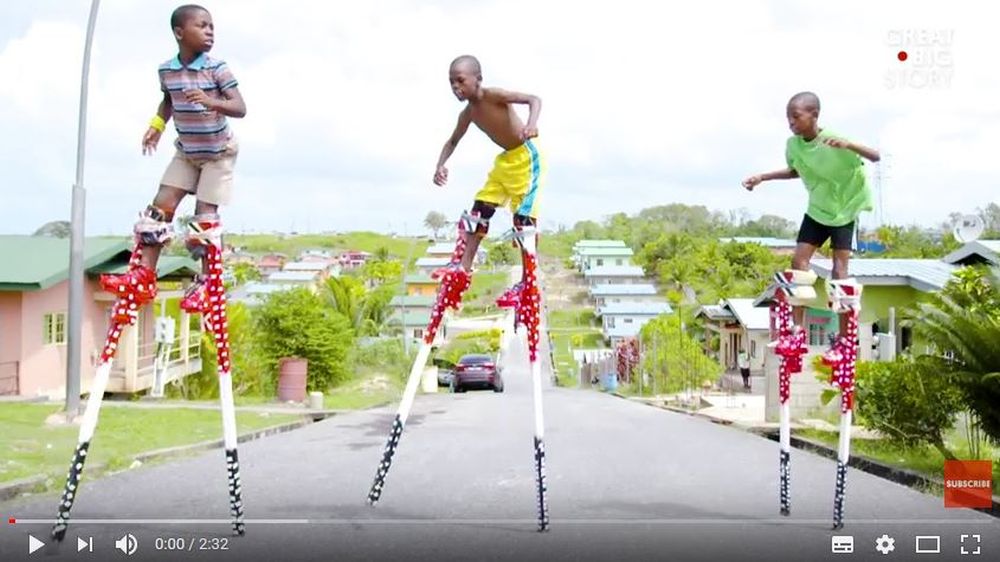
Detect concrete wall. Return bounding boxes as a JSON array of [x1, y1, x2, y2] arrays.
[[764, 345, 841, 422]]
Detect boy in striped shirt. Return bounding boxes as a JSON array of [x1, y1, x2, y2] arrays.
[[101, 4, 246, 320]]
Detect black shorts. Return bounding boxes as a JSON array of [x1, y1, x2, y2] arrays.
[[796, 214, 855, 251]]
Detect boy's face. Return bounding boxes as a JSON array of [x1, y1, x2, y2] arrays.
[[786, 104, 818, 137], [174, 9, 214, 53], [449, 67, 480, 101]]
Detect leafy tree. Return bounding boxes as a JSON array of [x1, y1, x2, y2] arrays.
[[360, 259, 403, 286], [424, 211, 449, 239], [254, 288, 354, 391], [486, 240, 516, 266], [913, 267, 1000, 443], [33, 220, 72, 238], [325, 276, 367, 329], [638, 314, 722, 394], [231, 262, 261, 287]]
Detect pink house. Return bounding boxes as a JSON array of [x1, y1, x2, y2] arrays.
[[0, 236, 203, 398], [337, 250, 371, 269]]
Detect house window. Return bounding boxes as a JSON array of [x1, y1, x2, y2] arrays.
[[750, 340, 757, 358], [608, 317, 616, 329], [596, 259, 604, 266], [412, 328, 423, 340], [615, 259, 623, 266], [43, 313, 66, 345], [808, 323, 826, 346], [624, 318, 634, 324]]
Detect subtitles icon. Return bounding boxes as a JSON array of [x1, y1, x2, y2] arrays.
[[832, 536, 855, 554], [115, 533, 138, 556], [915, 536, 940, 554]]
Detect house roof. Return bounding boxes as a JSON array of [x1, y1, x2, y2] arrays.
[[696, 304, 735, 322], [0, 236, 197, 291], [589, 283, 658, 296], [389, 295, 436, 307], [282, 261, 329, 271], [942, 240, 1000, 266], [245, 282, 296, 295], [598, 302, 672, 317], [388, 310, 433, 327], [427, 243, 457, 255], [724, 298, 770, 331], [719, 236, 797, 248], [267, 270, 319, 282], [415, 257, 451, 267], [811, 258, 957, 292], [576, 247, 634, 257], [583, 265, 646, 278], [573, 240, 627, 249]]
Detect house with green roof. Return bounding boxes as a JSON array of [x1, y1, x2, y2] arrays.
[[0, 235, 202, 398]]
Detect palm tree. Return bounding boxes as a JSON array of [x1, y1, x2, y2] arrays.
[[913, 267, 1000, 443], [325, 277, 365, 330]]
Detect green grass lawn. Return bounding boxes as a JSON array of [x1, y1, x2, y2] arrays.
[[0, 404, 302, 487], [227, 232, 430, 261], [551, 331, 606, 383], [797, 428, 1000, 495], [459, 271, 510, 317], [548, 307, 596, 330]]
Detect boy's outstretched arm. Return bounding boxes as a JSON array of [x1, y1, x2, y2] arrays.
[[434, 107, 472, 186], [484, 88, 542, 139], [823, 137, 880, 162], [742, 168, 799, 191]]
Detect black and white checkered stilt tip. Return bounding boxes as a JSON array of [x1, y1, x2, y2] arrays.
[[779, 450, 791, 516], [534, 436, 550, 532], [368, 415, 404, 506], [52, 441, 91, 541], [832, 461, 848, 530], [225, 448, 245, 536]]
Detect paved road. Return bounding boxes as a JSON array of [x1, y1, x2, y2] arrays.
[[1, 332, 996, 562]]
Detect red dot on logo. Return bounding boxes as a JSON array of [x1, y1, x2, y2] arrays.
[[897, 51, 908, 62]]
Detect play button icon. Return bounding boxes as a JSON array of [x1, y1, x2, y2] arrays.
[[28, 534, 45, 554]]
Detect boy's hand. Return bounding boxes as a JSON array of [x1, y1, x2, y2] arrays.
[[183, 89, 215, 110], [823, 137, 853, 150], [520, 125, 539, 140], [742, 174, 763, 191], [433, 166, 449, 186], [142, 127, 162, 156]]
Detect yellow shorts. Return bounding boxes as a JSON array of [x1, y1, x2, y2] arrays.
[[474, 139, 544, 218]]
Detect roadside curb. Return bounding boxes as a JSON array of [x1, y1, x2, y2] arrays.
[[609, 390, 1000, 518], [0, 417, 321, 503]]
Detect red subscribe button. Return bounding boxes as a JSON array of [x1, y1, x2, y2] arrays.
[[944, 460, 994, 508]]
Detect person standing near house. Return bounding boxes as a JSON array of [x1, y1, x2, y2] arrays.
[[100, 4, 246, 321], [738, 349, 752, 391], [741, 91, 879, 360]]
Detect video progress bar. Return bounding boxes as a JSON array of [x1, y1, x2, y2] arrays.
[[8, 518, 999, 526]]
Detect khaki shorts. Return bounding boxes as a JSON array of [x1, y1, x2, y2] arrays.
[[160, 137, 239, 205]]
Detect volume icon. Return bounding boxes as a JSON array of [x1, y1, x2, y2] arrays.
[[115, 533, 138, 556]]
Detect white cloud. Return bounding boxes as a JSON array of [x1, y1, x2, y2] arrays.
[[0, 0, 995, 237]]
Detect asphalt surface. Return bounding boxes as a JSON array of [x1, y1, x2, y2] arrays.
[[1, 332, 997, 562]]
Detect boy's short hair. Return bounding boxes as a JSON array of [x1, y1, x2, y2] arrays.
[[171, 4, 208, 29], [450, 55, 482, 78], [788, 91, 821, 115]]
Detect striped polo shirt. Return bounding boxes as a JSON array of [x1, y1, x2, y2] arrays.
[[158, 53, 238, 159]]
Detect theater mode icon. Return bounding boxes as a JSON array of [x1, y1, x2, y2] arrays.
[[832, 535, 854, 554]]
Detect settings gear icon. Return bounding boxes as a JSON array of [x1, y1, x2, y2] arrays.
[[875, 534, 896, 555]]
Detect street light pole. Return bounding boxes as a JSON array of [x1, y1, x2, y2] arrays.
[[65, 0, 102, 419]]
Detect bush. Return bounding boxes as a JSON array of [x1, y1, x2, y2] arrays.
[[349, 338, 413, 382], [437, 329, 502, 365], [253, 288, 355, 392], [854, 357, 964, 459]]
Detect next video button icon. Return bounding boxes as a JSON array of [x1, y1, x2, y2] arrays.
[[832, 535, 855, 554]]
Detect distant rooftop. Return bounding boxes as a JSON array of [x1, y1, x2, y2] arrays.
[[573, 240, 627, 249], [576, 247, 635, 257], [598, 302, 672, 316], [589, 284, 658, 296], [583, 265, 646, 278], [942, 240, 1000, 266], [719, 236, 797, 248], [267, 271, 320, 283], [283, 261, 330, 271]]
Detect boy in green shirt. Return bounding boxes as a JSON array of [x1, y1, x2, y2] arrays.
[[742, 91, 880, 344]]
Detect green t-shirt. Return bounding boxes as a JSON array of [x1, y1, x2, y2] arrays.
[[785, 129, 873, 227]]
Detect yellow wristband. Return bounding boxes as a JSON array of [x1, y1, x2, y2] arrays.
[[149, 115, 166, 133]]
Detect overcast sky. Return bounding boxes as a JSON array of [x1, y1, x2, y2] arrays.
[[1, 0, 995, 236]]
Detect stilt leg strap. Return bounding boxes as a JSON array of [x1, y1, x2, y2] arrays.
[[773, 269, 818, 305], [827, 278, 863, 313], [186, 214, 223, 248], [134, 206, 174, 246]]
